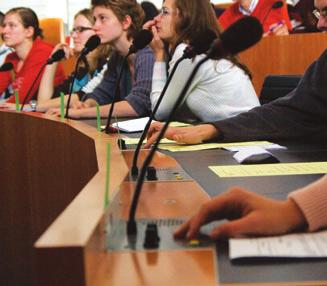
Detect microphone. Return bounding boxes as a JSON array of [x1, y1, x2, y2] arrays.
[[127, 16, 263, 236], [128, 29, 153, 55], [0, 62, 14, 72], [130, 30, 217, 177], [20, 49, 67, 111], [46, 49, 66, 65], [103, 29, 154, 134], [261, 1, 284, 29], [65, 35, 101, 118], [80, 35, 101, 57], [208, 16, 263, 59]]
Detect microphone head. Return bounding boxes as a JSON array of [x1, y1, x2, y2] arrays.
[[47, 49, 66, 65], [209, 16, 263, 58], [184, 30, 217, 58], [272, 1, 283, 9], [81, 35, 101, 56], [0, 62, 14, 72], [129, 29, 153, 54]]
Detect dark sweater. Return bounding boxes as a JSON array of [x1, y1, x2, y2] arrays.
[[211, 49, 327, 142]]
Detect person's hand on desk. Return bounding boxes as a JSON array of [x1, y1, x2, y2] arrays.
[[144, 122, 219, 148], [174, 188, 307, 240], [46, 107, 83, 118], [0, 102, 17, 110]]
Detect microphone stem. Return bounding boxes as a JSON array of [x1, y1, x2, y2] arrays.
[[131, 56, 185, 175], [65, 56, 83, 118], [127, 56, 210, 235], [20, 63, 47, 111], [104, 57, 128, 134]]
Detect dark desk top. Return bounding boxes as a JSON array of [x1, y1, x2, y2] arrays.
[[81, 119, 327, 285]]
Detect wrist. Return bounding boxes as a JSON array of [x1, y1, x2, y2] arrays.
[[283, 199, 308, 231], [199, 124, 219, 141]]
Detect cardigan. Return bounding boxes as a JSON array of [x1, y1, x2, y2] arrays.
[[151, 43, 260, 123]]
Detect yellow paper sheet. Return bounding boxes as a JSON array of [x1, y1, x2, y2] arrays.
[[209, 162, 327, 178], [158, 141, 272, 152], [123, 137, 176, 145], [169, 121, 190, 127]]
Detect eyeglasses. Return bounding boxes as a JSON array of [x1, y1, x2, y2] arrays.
[[313, 8, 327, 20], [70, 26, 93, 34], [159, 7, 175, 17]]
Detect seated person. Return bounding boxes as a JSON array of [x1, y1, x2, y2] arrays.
[[0, 7, 65, 104], [144, 0, 327, 147], [145, 0, 259, 123], [288, 0, 319, 32], [47, 0, 155, 119], [219, 0, 293, 36], [0, 11, 13, 67], [36, 9, 110, 112], [175, 175, 327, 239]]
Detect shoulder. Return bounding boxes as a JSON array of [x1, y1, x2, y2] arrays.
[[32, 38, 54, 53], [136, 46, 154, 59]]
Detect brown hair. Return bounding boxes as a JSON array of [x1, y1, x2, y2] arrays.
[[5, 7, 43, 40], [74, 8, 111, 73], [168, 0, 252, 78], [91, 0, 144, 39]]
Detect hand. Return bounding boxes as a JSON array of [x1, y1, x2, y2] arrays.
[[143, 19, 165, 60], [174, 187, 307, 240], [0, 102, 17, 110], [71, 100, 91, 109], [52, 43, 74, 59], [144, 122, 219, 148], [46, 107, 83, 119], [264, 21, 289, 36]]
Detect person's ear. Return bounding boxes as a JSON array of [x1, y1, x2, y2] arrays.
[[25, 26, 35, 39], [122, 15, 132, 31]]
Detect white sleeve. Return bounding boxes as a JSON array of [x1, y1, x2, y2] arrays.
[[151, 43, 201, 121]]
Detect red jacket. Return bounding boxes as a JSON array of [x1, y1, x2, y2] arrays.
[[219, 0, 292, 34], [0, 38, 66, 103]]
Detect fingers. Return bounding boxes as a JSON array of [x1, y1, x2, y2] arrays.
[[143, 19, 156, 30]]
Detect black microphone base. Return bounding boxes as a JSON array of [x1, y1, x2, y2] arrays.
[[106, 218, 213, 252], [126, 167, 192, 182]]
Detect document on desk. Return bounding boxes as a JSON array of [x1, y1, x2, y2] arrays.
[[229, 230, 327, 259], [209, 162, 327, 177], [158, 141, 272, 152], [123, 137, 176, 145]]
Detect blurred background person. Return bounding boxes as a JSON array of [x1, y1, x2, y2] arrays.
[[219, 0, 292, 36], [36, 9, 111, 112], [0, 7, 65, 104]]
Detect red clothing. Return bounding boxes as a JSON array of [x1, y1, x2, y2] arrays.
[[0, 38, 66, 103], [219, 0, 292, 34]]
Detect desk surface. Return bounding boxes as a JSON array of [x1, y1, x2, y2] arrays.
[[80, 118, 327, 285]]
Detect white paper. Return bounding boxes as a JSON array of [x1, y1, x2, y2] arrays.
[[225, 144, 286, 152], [111, 117, 151, 132], [233, 146, 271, 163], [229, 230, 327, 259]]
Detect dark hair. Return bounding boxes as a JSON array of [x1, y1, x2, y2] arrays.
[[0, 11, 4, 25], [141, 1, 159, 23], [5, 7, 43, 40], [91, 0, 144, 39]]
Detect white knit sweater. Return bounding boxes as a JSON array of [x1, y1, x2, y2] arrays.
[[150, 43, 260, 123]]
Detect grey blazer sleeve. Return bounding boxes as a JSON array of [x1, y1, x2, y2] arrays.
[[211, 49, 327, 142]]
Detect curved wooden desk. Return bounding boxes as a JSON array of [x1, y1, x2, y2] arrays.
[[0, 111, 214, 285]]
